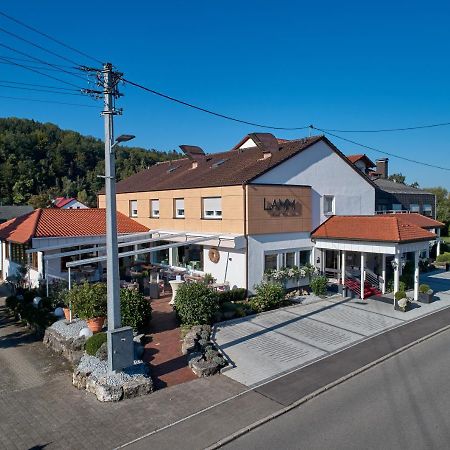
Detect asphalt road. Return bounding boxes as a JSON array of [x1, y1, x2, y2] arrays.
[[223, 328, 450, 450]]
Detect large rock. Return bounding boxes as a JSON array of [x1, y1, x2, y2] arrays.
[[94, 379, 124, 402], [122, 377, 153, 399], [181, 337, 198, 355], [191, 359, 220, 377], [44, 326, 86, 365]]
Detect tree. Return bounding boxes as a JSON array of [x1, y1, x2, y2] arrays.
[[425, 187, 450, 227], [388, 173, 406, 184]]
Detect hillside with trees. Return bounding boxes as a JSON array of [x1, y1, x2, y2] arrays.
[[0, 118, 178, 207]]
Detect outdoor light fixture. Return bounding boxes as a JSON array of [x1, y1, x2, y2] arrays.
[[116, 134, 135, 143], [391, 258, 406, 270]]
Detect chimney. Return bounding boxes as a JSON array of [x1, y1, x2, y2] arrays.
[[376, 158, 389, 179]]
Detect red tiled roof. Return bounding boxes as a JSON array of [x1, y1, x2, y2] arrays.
[[385, 213, 444, 229], [311, 215, 436, 243], [347, 154, 375, 167], [109, 135, 375, 194], [0, 209, 41, 244], [0, 209, 148, 244], [54, 197, 76, 208]]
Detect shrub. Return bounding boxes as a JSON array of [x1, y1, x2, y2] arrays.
[[48, 279, 69, 308], [394, 291, 407, 301], [250, 282, 285, 313], [5, 295, 19, 311], [85, 332, 107, 356], [419, 284, 432, 294], [310, 275, 328, 296], [217, 288, 247, 305], [68, 282, 107, 320], [436, 252, 450, 263], [120, 288, 152, 332], [174, 282, 219, 325]]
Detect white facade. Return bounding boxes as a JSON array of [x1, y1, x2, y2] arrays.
[[252, 140, 376, 229]]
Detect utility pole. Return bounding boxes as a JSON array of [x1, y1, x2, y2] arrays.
[[102, 62, 121, 372]]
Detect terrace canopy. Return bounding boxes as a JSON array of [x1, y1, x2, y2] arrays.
[[311, 214, 443, 303]]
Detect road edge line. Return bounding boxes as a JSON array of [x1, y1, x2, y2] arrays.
[[207, 323, 450, 449]]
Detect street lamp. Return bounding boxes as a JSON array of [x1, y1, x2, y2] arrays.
[[114, 134, 135, 146]]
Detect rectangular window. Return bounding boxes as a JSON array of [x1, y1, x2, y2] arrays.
[[284, 252, 296, 268], [129, 200, 138, 217], [392, 203, 402, 211], [202, 197, 222, 219], [264, 253, 278, 272], [174, 198, 185, 218], [410, 204, 420, 212], [150, 199, 160, 218], [323, 195, 335, 215], [299, 250, 311, 266], [423, 204, 432, 216], [10, 243, 27, 265]]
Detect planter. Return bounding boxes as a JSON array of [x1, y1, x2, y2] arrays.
[[86, 317, 105, 333], [63, 307, 71, 321], [418, 292, 434, 304]]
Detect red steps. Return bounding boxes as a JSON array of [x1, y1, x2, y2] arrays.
[[344, 279, 381, 299]]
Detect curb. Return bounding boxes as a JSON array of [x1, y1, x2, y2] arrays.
[[207, 323, 450, 449]]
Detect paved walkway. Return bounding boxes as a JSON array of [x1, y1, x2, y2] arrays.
[[214, 270, 450, 386], [144, 293, 196, 389]]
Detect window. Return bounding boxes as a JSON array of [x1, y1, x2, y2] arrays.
[[323, 195, 335, 215], [423, 204, 432, 216], [31, 252, 38, 270], [203, 197, 222, 219], [10, 243, 28, 265], [129, 200, 138, 217], [150, 199, 160, 218], [410, 204, 420, 213], [392, 203, 402, 211], [5, 242, 9, 259], [284, 252, 296, 268], [174, 198, 185, 218], [299, 250, 311, 266], [264, 254, 278, 272]]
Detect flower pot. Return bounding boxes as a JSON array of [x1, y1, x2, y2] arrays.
[[63, 307, 71, 321], [418, 292, 433, 304], [86, 316, 105, 333]]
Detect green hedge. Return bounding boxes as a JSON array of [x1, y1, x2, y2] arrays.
[[310, 275, 328, 296], [436, 252, 450, 263], [250, 282, 285, 313], [85, 332, 107, 356], [5, 294, 56, 330], [120, 288, 152, 332], [217, 288, 247, 305], [174, 282, 219, 325]]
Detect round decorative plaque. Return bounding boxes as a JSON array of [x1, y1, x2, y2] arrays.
[[208, 248, 220, 264]]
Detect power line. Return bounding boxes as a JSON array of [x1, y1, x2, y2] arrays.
[[0, 54, 75, 69], [0, 25, 82, 66], [0, 10, 103, 65], [0, 79, 80, 91], [318, 122, 450, 133], [0, 94, 99, 108], [0, 58, 80, 73], [313, 127, 450, 172], [0, 41, 88, 83], [0, 55, 84, 89], [122, 78, 311, 131], [0, 83, 90, 96]]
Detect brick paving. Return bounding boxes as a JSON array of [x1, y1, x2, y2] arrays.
[[144, 293, 196, 389]]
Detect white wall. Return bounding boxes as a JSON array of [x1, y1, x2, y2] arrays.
[[252, 140, 376, 229], [203, 245, 246, 290], [247, 232, 312, 293], [61, 200, 88, 209]]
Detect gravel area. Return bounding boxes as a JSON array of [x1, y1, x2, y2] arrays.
[[49, 319, 88, 339], [77, 355, 149, 386]]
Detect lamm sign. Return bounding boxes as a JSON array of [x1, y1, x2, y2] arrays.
[[263, 198, 300, 216]]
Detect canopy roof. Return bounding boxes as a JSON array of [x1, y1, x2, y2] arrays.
[[312, 214, 438, 244], [0, 208, 148, 244]]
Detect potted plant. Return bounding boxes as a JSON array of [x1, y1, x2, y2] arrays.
[[418, 284, 434, 304], [68, 282, 107, 332], [394, 291, 410, 312]]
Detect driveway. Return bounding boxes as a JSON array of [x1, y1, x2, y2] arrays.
[[213, 270, 450, 387]]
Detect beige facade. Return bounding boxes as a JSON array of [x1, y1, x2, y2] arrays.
[[98, 186, 246, 234], [98, 183, 312, 236]]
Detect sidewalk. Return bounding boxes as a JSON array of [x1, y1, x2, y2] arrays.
[[1, 281, 450, 449]]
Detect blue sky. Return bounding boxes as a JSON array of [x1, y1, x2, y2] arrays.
[[2, 1, 450, 189]]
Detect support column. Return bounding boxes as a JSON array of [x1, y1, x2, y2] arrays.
[[337, 251, 341, 283], [360, 252, 365, 300], [341, 251, 346, 294], [381, 254, 386, 294], [437, 228, 441, 257], [320, 250, 325, 274], [393, 252, 400, 294], [414, 250, 420, 301]]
